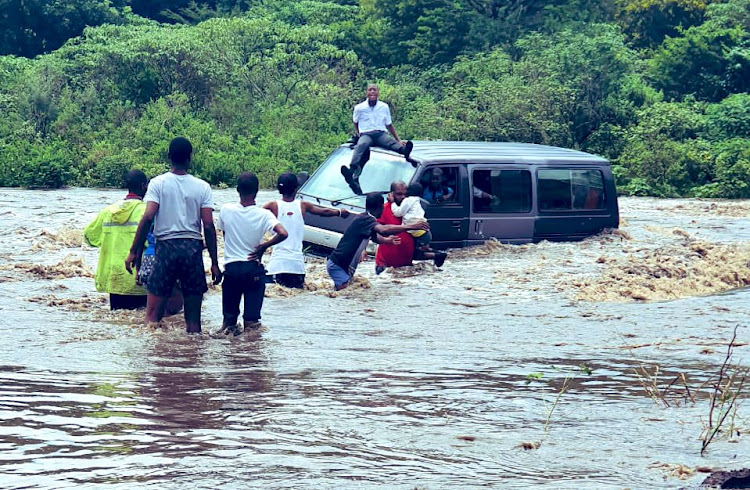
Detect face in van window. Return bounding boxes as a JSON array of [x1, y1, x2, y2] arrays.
[[421, 167, 457, 204]]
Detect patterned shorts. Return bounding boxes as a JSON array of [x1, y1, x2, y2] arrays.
[[148, 239, 207, 297]]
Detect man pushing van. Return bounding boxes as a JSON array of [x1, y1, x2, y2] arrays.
[[341, 84, 415, 195]]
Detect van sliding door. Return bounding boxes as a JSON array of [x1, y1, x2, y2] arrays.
[[468, 166, 535, 244]]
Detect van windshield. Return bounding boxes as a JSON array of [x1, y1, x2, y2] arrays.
[[300, 147, 417, 206]]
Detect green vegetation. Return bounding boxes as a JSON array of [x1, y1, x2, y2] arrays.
[[0, 0, 748, 195]]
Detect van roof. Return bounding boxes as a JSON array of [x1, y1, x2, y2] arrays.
[[344, 140, 609, 165]]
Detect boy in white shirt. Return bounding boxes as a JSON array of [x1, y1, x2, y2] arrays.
[[215, 172, 288, 336]]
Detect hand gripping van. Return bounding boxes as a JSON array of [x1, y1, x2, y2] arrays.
[[298, 141, 619, 251]]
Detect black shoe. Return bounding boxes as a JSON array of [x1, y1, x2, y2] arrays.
[[406, 156, 418, 168], [434, 251, 447, 268], [350, 179, 363, 195], [341, 165, 354, 184], [403, 140, 413, 159], [375, 265, 385, 275]]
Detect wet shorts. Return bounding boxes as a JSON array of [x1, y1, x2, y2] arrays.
[[148, 239, 207, 297], [326, 259, 351, 288]]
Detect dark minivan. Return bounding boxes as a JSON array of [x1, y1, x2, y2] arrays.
[[298, 141, 619, 250]]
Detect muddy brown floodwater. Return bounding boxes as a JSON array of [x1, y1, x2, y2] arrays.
[[0, 188, 749, 488]]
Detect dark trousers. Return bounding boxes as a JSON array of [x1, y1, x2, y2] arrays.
[[274, 273, 305, 289], [221, 261, 266, 325], [350, 131, 405, 178]]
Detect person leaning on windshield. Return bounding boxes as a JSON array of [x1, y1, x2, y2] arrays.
[[263, 172, 350, 289], [125, 137, 222, 334], [326, 193, 428, 291], [340, 84, 415, 195], [84, 170, 149, 310]]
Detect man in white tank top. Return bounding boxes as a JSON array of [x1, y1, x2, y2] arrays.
[[263, 172, 351, 288]]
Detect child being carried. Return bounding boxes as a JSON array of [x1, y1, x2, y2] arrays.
[[390, 182, 432, 251]]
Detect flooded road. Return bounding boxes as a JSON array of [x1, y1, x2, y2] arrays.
[[0, 188, 749, 488]]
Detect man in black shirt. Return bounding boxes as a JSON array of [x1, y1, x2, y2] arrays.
[[327, 193, 429, 290]]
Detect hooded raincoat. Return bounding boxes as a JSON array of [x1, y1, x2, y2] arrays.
[[84, 198, 146, 295]]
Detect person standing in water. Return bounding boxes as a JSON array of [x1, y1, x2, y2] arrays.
[[341, 84, 415, 194], [327, 193, 428, 291], [215, 172, 289, 336], [263, 172, 351, 289], [125, 137, 222, 334], [85, 170, 149, 310]]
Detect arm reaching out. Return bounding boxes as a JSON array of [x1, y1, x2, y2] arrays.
[[302, 201, 350, 218], [373, 220, 428, 236]]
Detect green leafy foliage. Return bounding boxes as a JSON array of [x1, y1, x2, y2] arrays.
[[0, 0, 747, 197]]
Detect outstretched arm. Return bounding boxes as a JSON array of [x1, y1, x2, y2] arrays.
[[373, 233, 401, 245], [373, 221, 429, 236], [125, 201, 158, 274], [302, 201, 350, 218]]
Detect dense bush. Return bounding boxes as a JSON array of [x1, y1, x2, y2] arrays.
[[0, 0, 747, 196]]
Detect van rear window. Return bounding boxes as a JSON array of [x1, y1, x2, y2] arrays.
[[538, 169, 605, 211], [472, 169, 532, 213]]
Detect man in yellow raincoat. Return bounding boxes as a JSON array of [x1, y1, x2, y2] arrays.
[[84, 170, 148, 310]]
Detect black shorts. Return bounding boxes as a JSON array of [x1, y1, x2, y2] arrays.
[[148, 239, 207, 297]]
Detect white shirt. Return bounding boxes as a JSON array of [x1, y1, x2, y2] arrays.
[[217, 203, 279, 266], [144, 172, 213, 241], [353, 100, 392, 134], [266, 200, 306, 275], [391, 196, 426, 226]]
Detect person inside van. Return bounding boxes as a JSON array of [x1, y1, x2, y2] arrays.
[[341, 84, 414, 195], [422, 168, 455, 203], [327, 193, 428, 291]]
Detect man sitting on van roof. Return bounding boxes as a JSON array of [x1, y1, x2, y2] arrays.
[[341, 84, 415, 195]]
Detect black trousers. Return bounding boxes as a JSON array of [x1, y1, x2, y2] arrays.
[[222, 261, 266, 325], [349, 131, 405, 178]]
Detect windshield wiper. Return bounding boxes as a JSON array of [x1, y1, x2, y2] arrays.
[[297, 191, 321, 204], [331, 190, 388, 206]]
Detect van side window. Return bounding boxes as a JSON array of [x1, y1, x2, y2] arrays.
[[472, 169, 532, 213], [420, 167, 459, 204], [538, 169, 605, 211]]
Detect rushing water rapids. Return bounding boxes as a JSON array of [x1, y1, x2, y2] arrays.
[[0, 188, 749, 488]]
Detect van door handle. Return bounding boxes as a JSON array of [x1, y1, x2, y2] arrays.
[[451, 220, 462, 228], [474, 219, 483, 233]]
